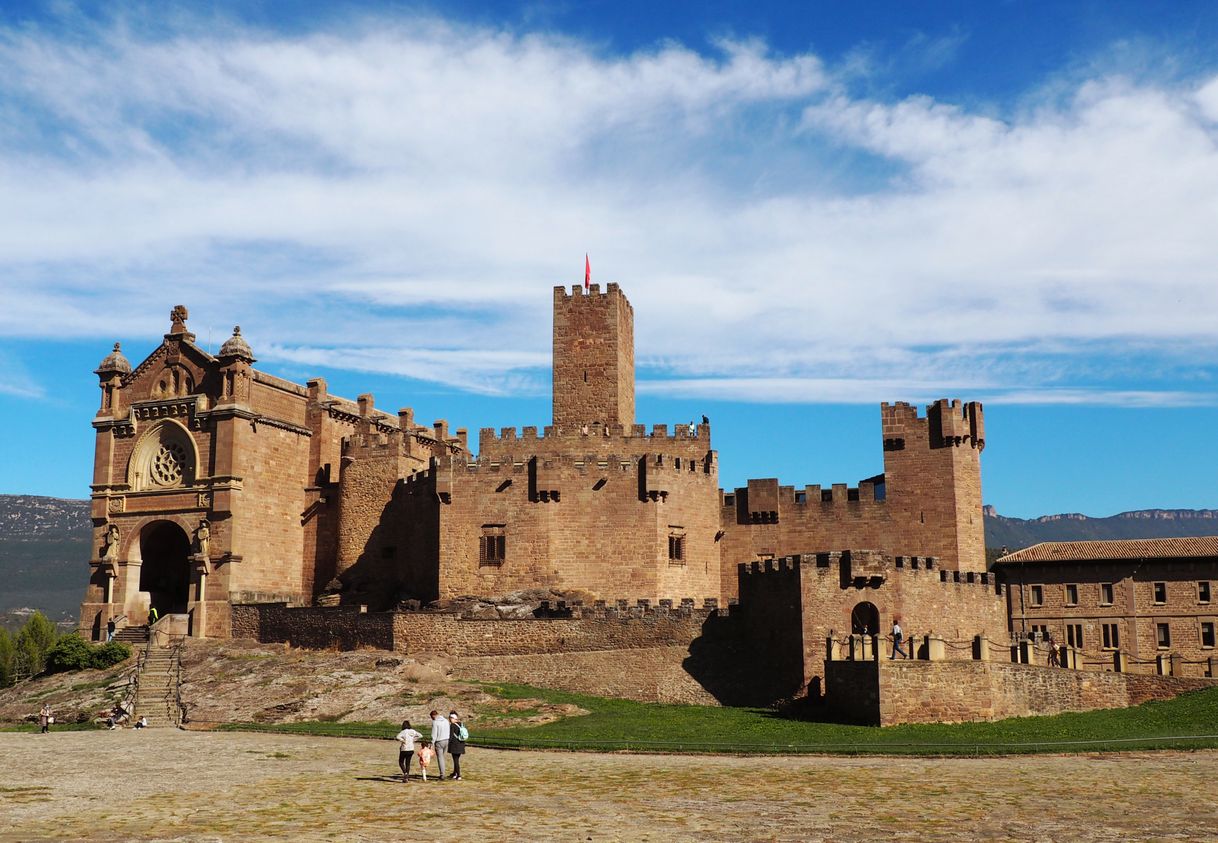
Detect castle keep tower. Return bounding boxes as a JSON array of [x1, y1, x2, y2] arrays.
[[552, 283, 635, 430]]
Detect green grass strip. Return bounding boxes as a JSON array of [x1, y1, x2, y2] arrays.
[[215, 683, 1218, 756]]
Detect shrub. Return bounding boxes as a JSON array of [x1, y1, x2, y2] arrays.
[[91, 641, 132, 669], [45, 636, 132, 674], [45, 636, 93, 673]]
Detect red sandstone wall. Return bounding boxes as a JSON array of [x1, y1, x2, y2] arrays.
[[227, 419, 311, 600]]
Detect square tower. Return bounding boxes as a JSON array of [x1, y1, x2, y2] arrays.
[[552, 282, 635, 429]]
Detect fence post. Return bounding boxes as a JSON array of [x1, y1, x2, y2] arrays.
[[1170, 652, 1182, 677], [1112, 650, 1127, 673], [1019, 638, 1035, 665]]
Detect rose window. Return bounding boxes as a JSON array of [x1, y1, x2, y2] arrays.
[[150, 441, 189, 486]]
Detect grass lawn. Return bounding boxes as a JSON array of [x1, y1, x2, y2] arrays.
[[218, 683, 1218, 756]]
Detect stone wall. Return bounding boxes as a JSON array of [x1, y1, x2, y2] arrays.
[[234, 602, 714, 657], [736, 552, 1008, 697], [456, 646, 720, 705], [824, 659, 1218, 726], [719, 400, 986, 603]]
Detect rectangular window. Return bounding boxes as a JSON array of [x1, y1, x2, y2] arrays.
[[1065, 584, 1079, 606], [479, 525, 506, 566], [1066, 623, 1083, 649], [667, 526, 686, 564], [1101, 623, 1120, 650], [1030, 624, 1050, 642], [1156, 622, 1171, 648], [1153, 582, 1167, 604], [1029, 585, 1044, 607], [1100, 583, 1114, 605], [1200, 582, 1212, 604], [1201, 622, 1216, 649]]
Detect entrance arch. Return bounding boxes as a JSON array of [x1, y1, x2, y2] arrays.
[[851, 601, 879, 636], [137, 521, 191, 617]]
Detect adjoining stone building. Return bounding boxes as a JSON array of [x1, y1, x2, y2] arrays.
[[79, 284, 989, 641], [994, 537, 1218, 677]]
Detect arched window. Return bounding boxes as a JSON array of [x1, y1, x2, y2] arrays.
[[128, 421, 197, 491]]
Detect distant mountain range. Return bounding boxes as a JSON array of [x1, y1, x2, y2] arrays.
[[983, 505, 1218, 552], [0, 495, 91, 627], [2, 494, 1217, 622]]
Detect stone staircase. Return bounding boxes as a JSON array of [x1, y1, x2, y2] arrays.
[[134, 644, 182, 728], [113, 625, 150, 645]]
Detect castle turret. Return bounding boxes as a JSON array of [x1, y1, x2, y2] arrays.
[[552, 282, 635, 431], [881, 399, 986, 572]]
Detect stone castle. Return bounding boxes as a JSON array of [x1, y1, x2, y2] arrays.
[[79, 285, 986, 637], [78, 285, 1217, 724]]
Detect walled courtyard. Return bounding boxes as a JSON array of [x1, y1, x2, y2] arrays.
[[1, 730, 1214, 841]]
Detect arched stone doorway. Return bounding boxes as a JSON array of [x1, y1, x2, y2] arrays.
[[138, 521, 191, 617], [851, 601, 879, 636]]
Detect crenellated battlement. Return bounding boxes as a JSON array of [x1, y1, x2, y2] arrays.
[[736, 550, 1004, 596], [479, 421, 708, 449], [553, 281, 633, 312], [882, 398, 985, 452], [452, 450, 717, 478]]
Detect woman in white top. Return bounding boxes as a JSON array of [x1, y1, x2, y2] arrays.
[[395, 720, 423, 782]]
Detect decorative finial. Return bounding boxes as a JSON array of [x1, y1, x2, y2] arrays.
[[233, 325, 241, 335], [113, 342, 121, 352]]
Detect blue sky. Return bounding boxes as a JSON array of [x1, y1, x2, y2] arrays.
[[1, 0, 1217, 518]]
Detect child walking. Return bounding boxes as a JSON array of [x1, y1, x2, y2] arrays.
[[395, 720, 423, 782], [417, 740, 435, 781]]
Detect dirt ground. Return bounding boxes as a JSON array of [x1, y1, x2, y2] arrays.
[[1, 730, 1214, 842]]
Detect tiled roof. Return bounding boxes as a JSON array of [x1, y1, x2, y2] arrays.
[[996, 536, 1218, 564]]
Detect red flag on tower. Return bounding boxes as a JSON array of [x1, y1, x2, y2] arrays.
[[584, 254, 590, 291]]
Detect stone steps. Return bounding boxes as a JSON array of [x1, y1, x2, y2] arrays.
[[134, 645, 182, 729], [113, 626, 150, 644]]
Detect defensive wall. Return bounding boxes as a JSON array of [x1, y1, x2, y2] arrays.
[[824, 658, 1218, 726], [229, 598, 773, 705], [232, 599, 717, 656], [735, 550, 1008, 699], [719, 399, 986, 604]]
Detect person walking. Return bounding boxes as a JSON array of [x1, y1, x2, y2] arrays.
[[395, 720, 422, 782], [890, 619, 909, 660], [447, 711, 467, 780], [106, 616, 117, 642], [39, 703, 52, 734], [430, 709, 450, 781]]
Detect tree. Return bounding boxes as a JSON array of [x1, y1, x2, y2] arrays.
[[14, 612, 59, 678], [0, 628, 14, 688]]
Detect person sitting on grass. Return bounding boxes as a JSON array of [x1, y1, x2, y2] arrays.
[[395, 720, 422, 782], [417, 740, 435, 781]]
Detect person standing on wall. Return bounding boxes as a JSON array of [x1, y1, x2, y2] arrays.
[[447, 711, 467, 780], [890, 619, 909, 660], [430, 709, 450, 781]]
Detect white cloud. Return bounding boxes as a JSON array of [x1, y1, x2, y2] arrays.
[[0, 13, 1216, 406]]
